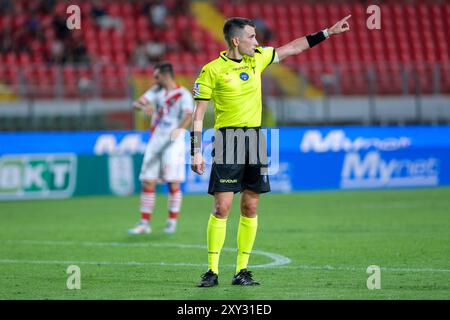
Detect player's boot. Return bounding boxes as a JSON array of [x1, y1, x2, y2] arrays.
[[197, 270, 219, 287], [231, 269, 260, 286], [128, 221, 151, 235], [164, 219, 177, 234]]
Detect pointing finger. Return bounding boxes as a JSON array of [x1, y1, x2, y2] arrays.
[[341, 14, 352, 22]]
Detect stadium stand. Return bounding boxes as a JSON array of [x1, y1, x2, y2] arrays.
[[0, 0, 449, 130]]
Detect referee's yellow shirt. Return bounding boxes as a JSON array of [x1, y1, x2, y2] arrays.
[[193, 46, 275, 129]]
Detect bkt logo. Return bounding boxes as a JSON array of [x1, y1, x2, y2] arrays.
[[0, 154, 77, 200], [341, 152, 439, 189], [300, 130, 411, 153]]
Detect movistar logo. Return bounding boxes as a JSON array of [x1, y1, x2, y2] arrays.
[[300, 130, 411, 153], [220, 179, 238, 184], [94, 134, 147, 155]]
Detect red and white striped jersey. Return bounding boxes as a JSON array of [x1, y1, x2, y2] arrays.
[[142, 84, 194, 132]]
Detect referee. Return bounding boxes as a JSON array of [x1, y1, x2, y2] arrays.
[[191, 16, 351, 287]]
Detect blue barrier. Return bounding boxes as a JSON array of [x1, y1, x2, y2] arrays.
[[1, 126, 449, 195], [0, 131, 150, 155], [273, 126, 450, 191]]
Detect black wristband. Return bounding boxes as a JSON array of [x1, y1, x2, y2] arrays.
[[190, 131, 202, 156], [306, 30, 327, 48]]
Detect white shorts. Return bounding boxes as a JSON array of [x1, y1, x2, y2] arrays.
[[139, 129, 187, 183]]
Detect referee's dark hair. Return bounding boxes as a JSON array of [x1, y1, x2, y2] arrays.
[[223, 17, 255, 47], [154, 62, 174, 77]]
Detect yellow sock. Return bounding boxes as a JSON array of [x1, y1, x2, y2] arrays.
[[207, 214, 227, 274], [236, 215, 258, 273]]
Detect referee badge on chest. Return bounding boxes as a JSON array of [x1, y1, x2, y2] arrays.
[[239, 72, 249, 81]]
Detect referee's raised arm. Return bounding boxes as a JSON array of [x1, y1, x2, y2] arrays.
[[275, 15, 352, 62]]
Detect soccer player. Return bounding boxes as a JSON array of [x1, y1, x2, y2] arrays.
[[191, 16, 351, 287], [129, 62, 194, 235]]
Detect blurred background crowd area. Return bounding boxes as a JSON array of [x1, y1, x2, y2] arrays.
[[0, 0, 449, 130]]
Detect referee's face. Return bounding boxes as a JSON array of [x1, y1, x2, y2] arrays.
[[238, 25, 259, 57]]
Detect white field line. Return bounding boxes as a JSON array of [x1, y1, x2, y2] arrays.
[[0, 259, 207, 268], [1, 240, 449, 273], [0, 239, 291, 269], [278, 264, 450, 273], [0, 258, 448, 274]]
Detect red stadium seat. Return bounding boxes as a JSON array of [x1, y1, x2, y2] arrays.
[[1, 0, 448, 97]]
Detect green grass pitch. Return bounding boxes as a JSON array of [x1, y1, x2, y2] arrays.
[[0, 188, 449, 300]]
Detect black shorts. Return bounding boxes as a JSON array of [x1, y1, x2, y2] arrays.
[[208, 127, 270, 195]]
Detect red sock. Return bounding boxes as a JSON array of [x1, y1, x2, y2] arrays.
[[140, 186, 155, 222], [168, 211, 178, 220], [168, 188, 182, 220]]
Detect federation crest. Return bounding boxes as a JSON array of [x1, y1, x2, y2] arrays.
[[239, 72, 249, 81], [193, 83, 200, 97]]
